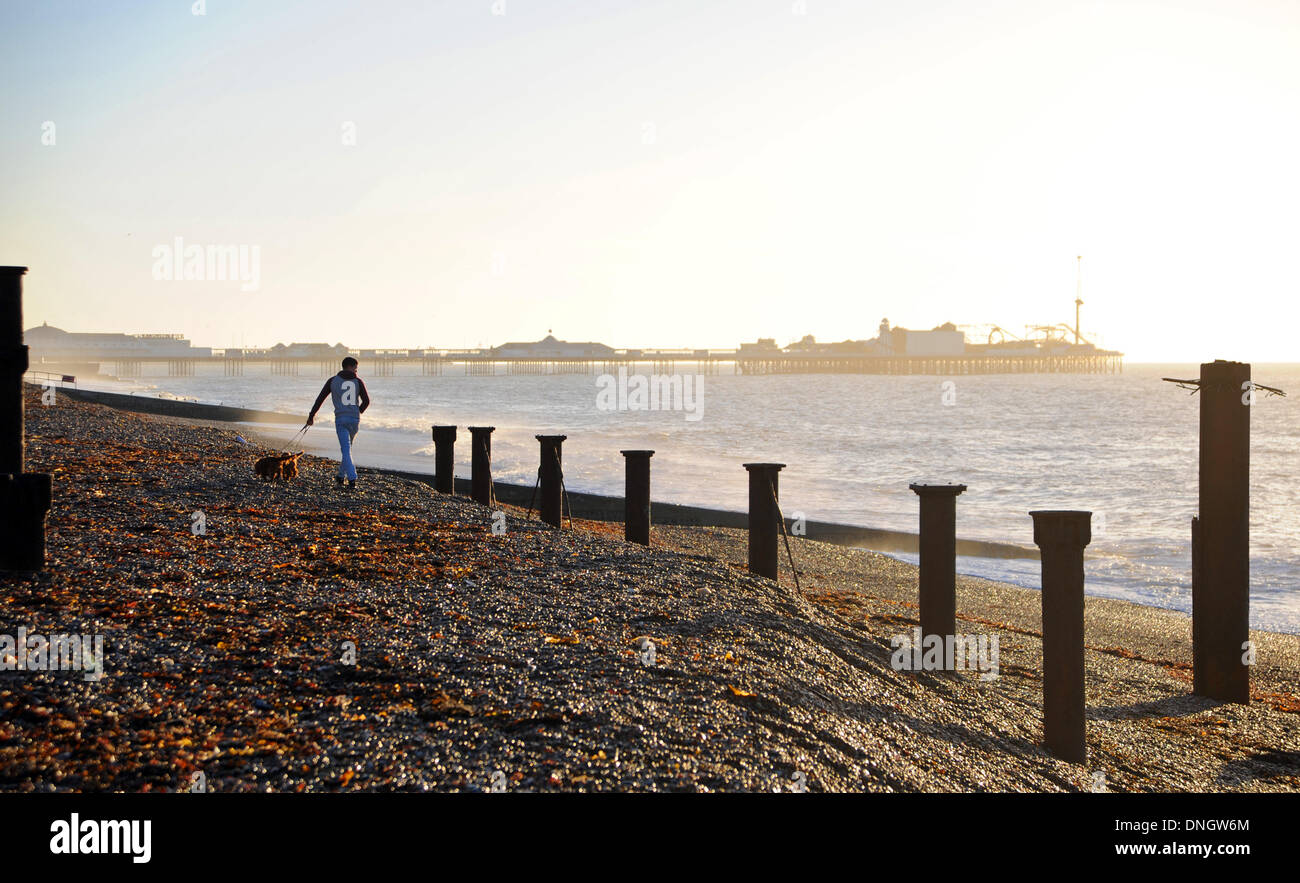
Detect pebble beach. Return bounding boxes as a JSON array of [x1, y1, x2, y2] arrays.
[[2, 388, 1297, 793]]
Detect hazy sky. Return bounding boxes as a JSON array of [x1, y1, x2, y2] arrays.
[[3, 0, 1298, 360]]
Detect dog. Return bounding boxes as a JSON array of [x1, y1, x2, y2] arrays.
[[253, 451, 303, 482]]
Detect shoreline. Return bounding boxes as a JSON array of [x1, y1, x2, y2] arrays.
[[62, 383, 1039, 559], [37, 381, 1300, 636], [49, 383, 304, 424]]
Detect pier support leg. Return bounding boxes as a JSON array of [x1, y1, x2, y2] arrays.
[[620, 450, 653, 545], [431, 425, 457, 494], [468, 426, 495, 506], [910, 483, 966, 645], [1194, 360, 1251, 703], [0, 266, 52, 572], [743, 462, 785, 580], [1031, 510, 1091, 764], [536, 435, 566, 528]]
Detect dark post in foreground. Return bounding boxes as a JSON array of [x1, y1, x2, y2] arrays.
[[1194, 360, 1251, 703], [468, 426, 495, 507], [1031, 510, 1091, 764], [0, 266, 53, 572], [431, 425, 457, 494], [536, 435, 567, 528], [743, 463, 785, 580], [620, 450, 653, 545], [910, 483, 966, 644]]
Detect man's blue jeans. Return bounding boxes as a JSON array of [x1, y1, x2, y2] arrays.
[[335, 417, 360, 481]]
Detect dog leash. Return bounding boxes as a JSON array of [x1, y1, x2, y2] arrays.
[[282, 424, 309, 453]]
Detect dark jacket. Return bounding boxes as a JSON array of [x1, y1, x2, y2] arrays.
[[309, 370, 370, 421]]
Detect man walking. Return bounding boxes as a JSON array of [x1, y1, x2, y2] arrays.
[[306, 356, 371, 488]]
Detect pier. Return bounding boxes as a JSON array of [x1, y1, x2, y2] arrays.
[[32, 347, 1124, 378], [733, 351, 1123, 375]]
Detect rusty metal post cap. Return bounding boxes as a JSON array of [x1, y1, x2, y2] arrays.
[[431, 425, 457, 439], [0, 267, 28, 276], [467, 426, 496, 433], [535, 434, 567, 442], [743, 462, 785, 471], [910, 483, 967, 496], [1030, 510, 1092, 549], [620, 450, 654, 458]]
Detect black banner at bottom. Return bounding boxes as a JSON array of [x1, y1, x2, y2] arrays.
[[0, 792, 1274, 871]]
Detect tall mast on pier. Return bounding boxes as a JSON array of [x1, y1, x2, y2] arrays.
[[1074, 255, 1083, 345]]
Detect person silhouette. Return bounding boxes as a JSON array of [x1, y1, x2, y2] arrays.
[[306, 356, 371, 488]]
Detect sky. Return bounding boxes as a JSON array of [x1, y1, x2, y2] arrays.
[[2, 0, 1298, 361]]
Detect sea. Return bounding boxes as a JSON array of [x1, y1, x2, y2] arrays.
[[62, 362, 1300, 634]]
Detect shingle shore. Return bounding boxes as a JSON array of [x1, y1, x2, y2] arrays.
[[1, 390, 1295, 792]]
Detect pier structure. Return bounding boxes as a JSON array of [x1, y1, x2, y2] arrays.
[[734, 352, 1123, 375], [41, 347, 1124, 379]]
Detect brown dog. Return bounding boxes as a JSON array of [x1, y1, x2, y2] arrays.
[[253, 451, 303, 481]]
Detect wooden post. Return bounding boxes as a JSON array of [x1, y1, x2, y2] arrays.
[[1031, 510, 1091, 764], [743, 463, 785, 580], [431, 425, 457, 494], [468, 426, 495, 506], [1194, 360, 1251, 703], [620, 450, 653, 545], [910, 484, 966, 644], [0, 267, 26, 475], [536, 435, 566, 528], [0, 267, 52, 572]]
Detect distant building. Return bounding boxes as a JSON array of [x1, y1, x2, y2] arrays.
[[271, 342, 349, 358], [888, 322, 966, 357], [783, 335, 871, 355], [25, 323, 213, 359], [490, 334, 615, 358], [877, 318, 893, 353], [738, 338, 780, 355]]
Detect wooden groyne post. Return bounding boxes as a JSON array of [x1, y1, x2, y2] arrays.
[[910, 483, 966, 643], [468, 426, 495, 506], [431, 425, 457, 494], [743, 463, 784, 580], [0, 267, 26, 475], [620, 450, 653, 545], [1193, 360, 1252, 703], [536, 435, 566, 528], [0, 266, 52, 572], [1030, 510, 1091, 764]]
